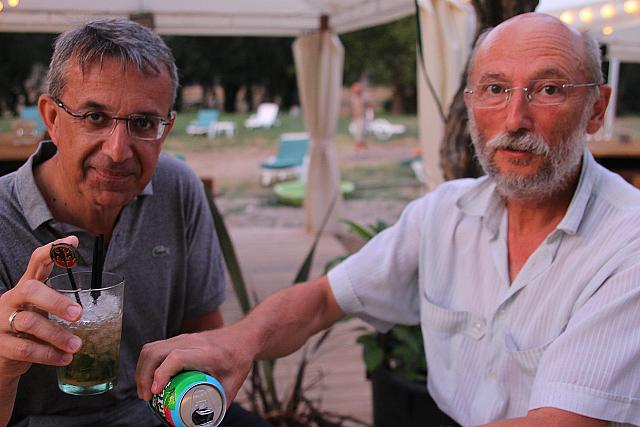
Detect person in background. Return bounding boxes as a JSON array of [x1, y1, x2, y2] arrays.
[[0, 18, 269, 427], [349, 81, 372, 153]]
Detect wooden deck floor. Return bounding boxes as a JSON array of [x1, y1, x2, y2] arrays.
[[220, 226, 373, 425]]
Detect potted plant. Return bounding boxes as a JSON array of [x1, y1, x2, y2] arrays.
[[333, 221, 458, 427]]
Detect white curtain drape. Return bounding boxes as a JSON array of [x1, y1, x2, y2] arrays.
[[417, 0, 475, 190], [293, 30, 344, 233]]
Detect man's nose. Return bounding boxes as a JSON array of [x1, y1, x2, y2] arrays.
[[101, 120, 134, 162], [503, 89, 534, 134]]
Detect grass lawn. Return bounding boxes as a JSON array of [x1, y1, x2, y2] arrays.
[[163, 110, 419, 152]]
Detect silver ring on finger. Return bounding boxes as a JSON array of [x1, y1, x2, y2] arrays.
[[9, 309, 24, 334]]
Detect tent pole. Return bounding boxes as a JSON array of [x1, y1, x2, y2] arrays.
[[604, 56, 620, 141], [320, 14, 329, 31]]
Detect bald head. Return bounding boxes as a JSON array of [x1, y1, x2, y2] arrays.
[[467, 12, 603, 87]]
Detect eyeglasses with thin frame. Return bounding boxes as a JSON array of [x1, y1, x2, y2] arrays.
[[53, 97, 172, 141], [463, 79, 601, 109]]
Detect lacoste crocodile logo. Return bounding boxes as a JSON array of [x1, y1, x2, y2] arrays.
[[152, 245, 170, 257]]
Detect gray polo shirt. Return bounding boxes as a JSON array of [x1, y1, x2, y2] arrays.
[[0, 142, 225, 426]]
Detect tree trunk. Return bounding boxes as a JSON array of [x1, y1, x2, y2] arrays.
[[440, 0, 540, 180], [224, 84, 240, 113]]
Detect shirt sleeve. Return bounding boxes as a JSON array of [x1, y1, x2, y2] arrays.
[[529, 253, 640, 424], [328, 197, 427, 332]]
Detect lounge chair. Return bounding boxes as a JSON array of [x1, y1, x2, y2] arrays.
[[17, 106, 46, 135], [260, 132, 309, 186], [349, 117, 406, 141], [245, 103, 279, 129], [186, 109, 220, 137], [10, 106, 45, 145], [369, 118, 406, 141]]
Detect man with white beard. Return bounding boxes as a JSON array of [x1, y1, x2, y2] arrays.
[[136, 13, 640, 426]]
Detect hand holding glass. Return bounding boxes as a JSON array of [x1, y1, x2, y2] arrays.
[[46, 271, 124, 395]]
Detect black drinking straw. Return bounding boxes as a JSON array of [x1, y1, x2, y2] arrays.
[[60, 251, 82, 306], [90, 234, 105, 302]]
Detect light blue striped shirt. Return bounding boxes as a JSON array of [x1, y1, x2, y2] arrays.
[[329, 148, 640, 425]]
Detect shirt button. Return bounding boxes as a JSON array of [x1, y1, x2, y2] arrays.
[[488, 370, 497, 379], [472, 322, 483, 333], [498, 309, 506, 318]]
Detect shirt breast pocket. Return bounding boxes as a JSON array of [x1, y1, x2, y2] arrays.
[[504, 333, 557, 377], [420, 292, 486, 375], [421, 292, 486, 339]]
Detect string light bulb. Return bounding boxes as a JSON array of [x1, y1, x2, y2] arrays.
[[7, 0, 17, 6], [579, 7, 595, 23], [602, 26, 614, 35], [624, 0, 639, 14], [0, 2, 4, 12], [600, 4, 615, 18], [560, 11, 574, 24]]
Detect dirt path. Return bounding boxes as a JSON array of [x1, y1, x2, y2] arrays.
[[175, 136, 424, 231], [181, 136, 420, 186]]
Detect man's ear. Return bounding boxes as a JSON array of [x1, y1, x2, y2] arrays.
[[38, 95, 59, 144], [586, 84, 612, 135]]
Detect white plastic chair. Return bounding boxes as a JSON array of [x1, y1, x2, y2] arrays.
[[245, 103, 279, 129]]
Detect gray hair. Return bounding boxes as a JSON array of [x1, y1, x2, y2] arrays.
[[46, 18, 179, 108], [580, 30, 604, 103]]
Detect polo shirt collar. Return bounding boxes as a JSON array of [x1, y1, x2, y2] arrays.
[[16, 141, 56, 230], [14, 141, 154, 231]]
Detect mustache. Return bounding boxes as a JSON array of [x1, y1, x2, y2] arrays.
[[485, 132, 550, 157]]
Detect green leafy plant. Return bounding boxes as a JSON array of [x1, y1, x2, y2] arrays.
[[206, 188, 368, 426], [333, 220, 426, 384]]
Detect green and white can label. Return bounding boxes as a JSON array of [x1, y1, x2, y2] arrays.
[[150, 370, 226, 427]]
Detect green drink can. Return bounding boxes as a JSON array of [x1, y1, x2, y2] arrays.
[[149, 370, 227, 427]]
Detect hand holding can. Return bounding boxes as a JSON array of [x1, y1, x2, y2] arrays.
[[150, 371, 227, 427]]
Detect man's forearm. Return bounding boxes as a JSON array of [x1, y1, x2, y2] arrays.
[[135, 275, 345, 401], [479, 408, 607, 427], [237, 276, 344, 361]]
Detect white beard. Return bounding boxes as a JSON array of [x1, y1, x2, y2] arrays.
[[468, 107, 591, 199]]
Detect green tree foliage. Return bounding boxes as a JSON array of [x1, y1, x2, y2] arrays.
[[0, 33, 55, 115], [341, 16, 417, 113], [165, 36, 297, 112]]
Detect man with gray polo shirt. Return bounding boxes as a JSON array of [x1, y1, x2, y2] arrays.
[[136, 13, 640, 426], [0, 19, 269, 427]]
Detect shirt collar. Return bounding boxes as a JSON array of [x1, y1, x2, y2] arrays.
[[555, 146, 598, 235], [15, 141, 56, 230], [457, 145, 599, 237], [14, 141, 154, 231], [457, 176, 504, 236]]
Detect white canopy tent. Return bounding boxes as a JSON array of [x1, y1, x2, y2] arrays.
[[416, 0, 475, 190], [293, 31, 344, 233], [0, 0, 415, 36]]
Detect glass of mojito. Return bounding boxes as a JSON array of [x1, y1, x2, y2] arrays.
[[46, 271, 124, 396]]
